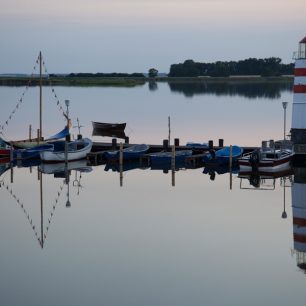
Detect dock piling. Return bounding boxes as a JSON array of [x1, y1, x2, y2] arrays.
[[163, 139, 169, 151], [112, 138, 117, 150]]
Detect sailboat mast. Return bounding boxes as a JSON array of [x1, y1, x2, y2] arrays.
[[39, 51, 42, 140], [40, 172, 44, 248]]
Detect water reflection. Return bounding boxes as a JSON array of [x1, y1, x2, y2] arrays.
[[291, 167, 306, 273], [0, 159, 92, 248], [2, 157, 306, 278], [167, 79, 293, 99]]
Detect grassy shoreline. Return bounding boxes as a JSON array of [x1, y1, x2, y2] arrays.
[[0, 75, 294, 87]]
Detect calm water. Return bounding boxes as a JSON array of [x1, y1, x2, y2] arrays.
[[1, 82, 305, 306]]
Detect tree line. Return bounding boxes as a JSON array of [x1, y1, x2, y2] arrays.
[[50, 72, 145, 78], [168, 58, 294, 77]]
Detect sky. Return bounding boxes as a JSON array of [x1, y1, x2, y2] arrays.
[[0, 0, 305, 74]]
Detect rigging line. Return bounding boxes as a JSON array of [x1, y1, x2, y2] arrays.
[[1, 174, 65, 248], [0, 54, 41, 136], [1, 180, 41, 247], [42, 179, 65, 241], [41, 56, 68, 123]]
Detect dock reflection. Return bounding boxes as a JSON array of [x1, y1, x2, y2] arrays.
[[2, 156, 306, 273]]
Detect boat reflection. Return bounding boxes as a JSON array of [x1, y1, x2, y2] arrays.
[[0, 160, 92, 249], [238, 169, 293, 190]]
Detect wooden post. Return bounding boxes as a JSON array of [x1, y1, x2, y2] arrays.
[[168, 116, 171, 145], [171, 144, 175, 187], [229, 145, 233, 190], [112, 138, 117, 150], [65, 141, 68, 165], [37, 129, 40, 144], [208, 140, 213, 149], [163, 139, 169, 151], [29, 124, 32, 141], [10, 142, 14, 183], [174, 138, 179, 147], [119, 142, 123, 187], [125, 137, 129, 144], [219, 139, 224, 148]]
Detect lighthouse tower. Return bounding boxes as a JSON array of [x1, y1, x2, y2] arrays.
[[291, 37, 306, 162]]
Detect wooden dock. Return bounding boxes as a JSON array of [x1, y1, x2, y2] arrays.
[[87, 140, 258, 166]]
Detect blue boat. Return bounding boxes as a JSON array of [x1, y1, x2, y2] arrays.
[[103, 144, 149, 160], [14, 144, 54, 160], [149, 150, 192, 168], [203, 145, 243, 165], [186, 142, 208, 149]]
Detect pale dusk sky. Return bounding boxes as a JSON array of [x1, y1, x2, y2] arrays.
[[0, 0, 305, 73]]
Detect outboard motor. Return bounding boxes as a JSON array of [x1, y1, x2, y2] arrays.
[[250, 150, 260, 171], [249, 173, 260, 188]]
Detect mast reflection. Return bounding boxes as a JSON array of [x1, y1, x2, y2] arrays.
[[0, 159, 91, 249]]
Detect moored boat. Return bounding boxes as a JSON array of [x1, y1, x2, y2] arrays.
[[40, 138, 93, 163], [7, 126, 70, 149], [238, 140, 293, 173], [103, 144, 149, 160], [203, 145, 243, 165], [92, 121, 126, 131], [149, 150, 192, 167]]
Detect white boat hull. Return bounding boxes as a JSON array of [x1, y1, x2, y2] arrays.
[[40, 138, 92, 163]]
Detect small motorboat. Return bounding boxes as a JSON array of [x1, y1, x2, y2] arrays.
[[40, 138, 93, 163], [238, 140, 293, 173], [203, 145, 243, 165], [103, 144, 149, 160]]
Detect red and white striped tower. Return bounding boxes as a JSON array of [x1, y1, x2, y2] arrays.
[[291, 37, 306, 160], [292, 182, 306, 273]]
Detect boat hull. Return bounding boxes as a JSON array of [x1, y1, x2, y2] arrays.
[[238, 154, 292, 173], [149, 150, 192, 168], [203, 146, 243, 165], [92, 121, 126, 131], [103, 144, 149, 160], [40, 138, 93, 163]]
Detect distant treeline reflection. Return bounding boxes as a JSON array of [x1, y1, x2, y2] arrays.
[[167, 79, 293, 99]]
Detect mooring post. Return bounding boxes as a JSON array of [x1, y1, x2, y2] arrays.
[[163, 139, 169, 151], [229, 144, 233, 190], [171, 144, 175, 187], [10, 142, 14, 184], [219, 139, 224, 148], [174, 138, 179, 147], [125, 137, 129, 144], [65, 141, 68, 165], [119, 142, 123, 187], [112, 138, 117, 150], [208, 140, 213, 149], [37, 129, 40, 144], [29, 124, 32, 141]]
